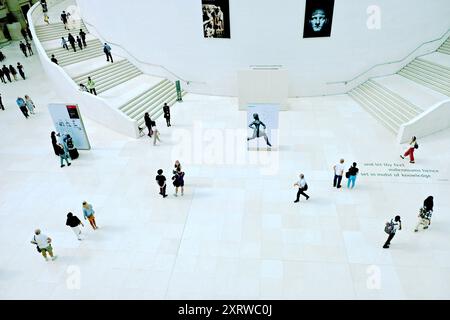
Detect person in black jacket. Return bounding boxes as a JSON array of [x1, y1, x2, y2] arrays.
[[2, 65, 11, 82], [76, 36, 83, 50], [17, 63, 26, 80], [9, 65, 18, 81], [66, 212, 84, 240], [51, 131, 59, 156], [26, 42, 33, 56], [0, 93, 5, 110], [163, 103, 171, 127], [144, 112, 153, 137], [346, 162, 359, 189], [79, 29, 87, 47], [156, 169, 168, 198], [68, 33, 76, 52], [19, 41, 28, 57], [0, 68, 5, 83]]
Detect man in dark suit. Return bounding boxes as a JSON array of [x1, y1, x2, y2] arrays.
[[163, 103, 171, 127]]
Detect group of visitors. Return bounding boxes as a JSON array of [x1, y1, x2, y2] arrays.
[[62, 30, 87, 52], [1, 63, 26, 83], [155, 160, 185, 198], [142, 103, 171, 145], [16, 95, 36, 118], [19, 41, 34, 58], [31, 201, 98, 260]]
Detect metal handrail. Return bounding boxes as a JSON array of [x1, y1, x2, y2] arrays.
[[81, 19, 205, 86], [327, 28, 450, 86]]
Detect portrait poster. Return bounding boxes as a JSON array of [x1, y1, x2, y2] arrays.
[[202, 0, 230, 38], [303, 0, 335, 38]]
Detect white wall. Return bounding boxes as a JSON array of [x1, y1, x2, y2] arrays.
[[76, 0, 450, 97], [398, 100, 450, 144]]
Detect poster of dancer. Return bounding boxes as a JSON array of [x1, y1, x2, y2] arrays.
[[303, 0, 335, 38], [247, 104, 279, 151], [202, 0, 230, 38]]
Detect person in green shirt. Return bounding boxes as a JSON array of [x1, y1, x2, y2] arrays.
[[86, 76, 97, 95]]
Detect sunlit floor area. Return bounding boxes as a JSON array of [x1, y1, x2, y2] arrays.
[[1, 43, 450, 299]]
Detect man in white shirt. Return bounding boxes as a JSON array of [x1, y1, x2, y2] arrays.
[[30, 229, 57, 261], [333, 158, 345, 189], [294, 173, 309, 203], [383, 215, 402, 249]]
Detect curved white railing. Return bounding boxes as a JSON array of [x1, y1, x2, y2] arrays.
[[397, 99, 450, 143], [28, 1, 139, 138], [326, 28, 450, 90]]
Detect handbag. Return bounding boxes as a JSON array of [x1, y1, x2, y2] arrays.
[[345, 171, 350, 178]]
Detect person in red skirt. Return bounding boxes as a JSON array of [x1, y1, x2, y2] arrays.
[[400, 136, 418, 163]]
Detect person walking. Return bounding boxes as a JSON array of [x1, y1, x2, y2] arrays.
[[144, 112, 153, 137], [83, 201, 98, 230], [0, 51, 5, 62], [163, 103, 171, 127], [26, 42, 33, 56], [2, 65, 11, 82], [19, 41, 28, 57], [333, 159, 345, 189], [21, 29, 29, 42], [16, 97, 29, 118], [152, 121, 161, 145], [40, 0, 48, 12], [68, 33, 76, 52], [86, 77, 97, 95], [383, 215, 402, 249], [43, 13, 50, 24], [51, 131, 60, 156], [51, 54, 58, 65], [76, 36, 83, 50], [30, 229, 57, 261], [9, 65, 18, 81], [17, 63, 26, 80], [0, 68, 5, 83], [172, 167, 185, 196], [346, 162, 359, 189], [79, 29, 87, 47], [66, 212, 84, 240], [0, 93, 5, 110], [400, 136, 418, 164], [61, 37, 69, 50], [173, 160, 181, 174], [61, 11, 69, 29], [414, 196, 434, 232], [156, 169, 168, 198], [56, 143, 71, 168], [25, 95, 36, 115], [293, 173, 309, 202], [103, 43, 113, 63]]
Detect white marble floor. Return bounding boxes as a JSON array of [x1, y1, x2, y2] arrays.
[[0, 43, 450, 300]]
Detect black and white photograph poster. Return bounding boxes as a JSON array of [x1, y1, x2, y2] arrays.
[[303, 0, 335, 38], [202, 0, 230, 38]]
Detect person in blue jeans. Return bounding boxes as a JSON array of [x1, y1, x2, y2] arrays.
[[346, 162, 359, 189], [56, 143, 71, 168]]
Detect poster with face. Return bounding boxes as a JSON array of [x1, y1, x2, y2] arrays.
[[202, 0, 230, 38], [303, 0, 335, 38]]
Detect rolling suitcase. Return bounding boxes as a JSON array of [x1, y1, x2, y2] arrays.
[[69, 148, 79, 160]]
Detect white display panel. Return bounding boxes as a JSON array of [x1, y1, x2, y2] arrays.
[[238, 69, 289, 110], [48, 103, 91, 150], [247, 104, 279, 151]]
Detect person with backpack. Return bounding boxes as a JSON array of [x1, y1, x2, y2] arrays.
[[56, 143, 71, 168], [346, 162, 359, 189], [103, 43, 113, 63], [400, 136, 418, 164], [65, 134, 79, 159], [383, 215, 402, 249], [66, 212, 84, 240], [414, 196, 434, 232], [293, 173, 309, 203], [172, 167, 185, 197], [83, 201, 98, 230], [30, 229, 57, 261]]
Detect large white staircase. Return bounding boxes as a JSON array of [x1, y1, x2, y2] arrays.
[[349, 35, 450, 136], [31, 2, 185, 137]]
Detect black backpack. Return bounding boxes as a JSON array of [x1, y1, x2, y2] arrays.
[[414, 143, 419, 149], [66, 137, 74, 149]]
